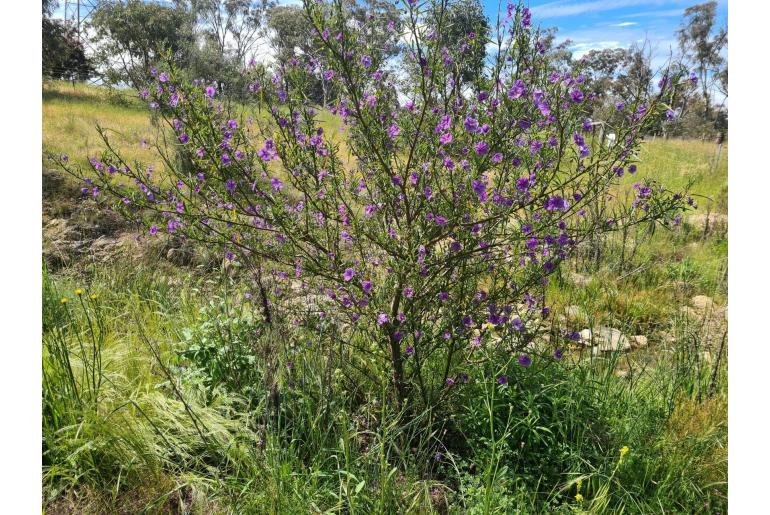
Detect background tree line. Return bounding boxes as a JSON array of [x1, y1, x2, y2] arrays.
[[42, 0, 726, 138]]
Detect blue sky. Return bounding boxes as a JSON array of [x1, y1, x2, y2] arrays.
[[53, 0, 727, 68], [482, 0, 727, 63]]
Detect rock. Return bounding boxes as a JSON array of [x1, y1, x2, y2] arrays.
[[630, 335, 648, 349], [690, 295, 714, 312], [43, 218, 82, 270], [568, 272, 591, 288], [43, 218, 77, 242], [660, 331, 676, 344], [166, 246, 193, 266], [564, 305, 586, 321], [687, 213, 727, 230], [581, 326, 632, 353]]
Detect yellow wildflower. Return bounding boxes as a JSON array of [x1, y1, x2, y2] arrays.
[[575, 494, 584, 502], [60, 298, 68, 304], [620, 446, 629, 458], [75, 288, 83, 296], [90, 293, 98, 300]]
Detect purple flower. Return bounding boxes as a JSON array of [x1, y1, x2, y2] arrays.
[[387, 124, 401, 139], [474, 141, 489, 155], [205, 85, 216, 98], [377, 313, 389, 325], [497, 375, 508, 385], [570, 89, 584, 103], [343, 268, 356, 281], [323, 70, 334, 81], [545, 195, 569, 212], [226, 179, 237, 193], [270, 177, 284, 191], [573, 132, 590, 158], [435, 115, 452, 133], [361, 55, 372, 68], [464, 116, 479, 133], [472, 179, 488, 202], [438, 292, 449, 302], [629, 164, 637, 174], [179, 133, 189, 144], [521, 7, 531, 28], [405, 345, 415, 355], [439, 132, 453, 145], [362, 280, 373, 293], [149, 225, 158, 235], [512, 318, 524, 332], [518, 354, 532, 367], [508, 79, 526, 99], [554, 348, 564, 360], [403, 287, 414, 298]]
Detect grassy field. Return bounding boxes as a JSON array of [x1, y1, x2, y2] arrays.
[[42, 81, 727, 513]]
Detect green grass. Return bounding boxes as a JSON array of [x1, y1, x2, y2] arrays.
[[43, 81, 157, 169], [42, 82, 728, 513], [631, 138, 728, 211]]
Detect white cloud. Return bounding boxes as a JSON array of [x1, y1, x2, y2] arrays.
[[612, 22, 638, 27], [569, 40, 622, 59]]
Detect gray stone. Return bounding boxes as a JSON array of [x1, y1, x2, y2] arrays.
[[687, 213, 727, 230], [564, 305, 586, 320], [690, 295, 714, 312], [166, 246, 193, 266], [630, 335, 648, 349], [580, 326, 632, 353], [568, 272, 591, 288]]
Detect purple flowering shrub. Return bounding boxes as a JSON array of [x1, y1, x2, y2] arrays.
[[56, 0, 692, 409]]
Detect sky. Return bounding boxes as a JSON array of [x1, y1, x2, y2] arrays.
[[482, 0, 728, 64], [52, 0, 727, 75]]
